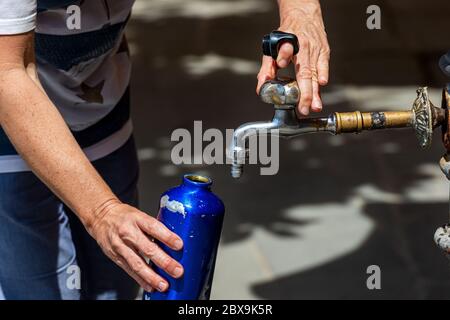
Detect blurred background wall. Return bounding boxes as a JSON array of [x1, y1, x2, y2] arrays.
[[127, 0, 450, 299]]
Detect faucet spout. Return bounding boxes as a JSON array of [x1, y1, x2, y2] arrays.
[[228, 105, 335, 178]]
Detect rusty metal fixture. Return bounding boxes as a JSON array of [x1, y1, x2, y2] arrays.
[[434, 224, 450, 254], [436, 149, 450, 255], [228, 78, 447, 178], [441, 84, 450, 151]]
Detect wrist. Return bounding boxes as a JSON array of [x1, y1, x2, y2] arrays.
[[278, 0, 320, 7], [83, 197, 122, 235], [278, 0, 321, 21]]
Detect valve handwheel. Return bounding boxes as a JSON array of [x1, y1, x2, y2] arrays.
[[262, 31, 300, 60]]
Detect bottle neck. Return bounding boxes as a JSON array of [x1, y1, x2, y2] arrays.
[[182, 174, 212, 190]]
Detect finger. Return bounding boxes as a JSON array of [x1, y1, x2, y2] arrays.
[[117, 243, 169, 292], [308, 41, 322, 112], [114, 256, 153, 292], [256, 55, 277, 94], [295, 40, 313, 115], [137, 214, 183, 251], [276, 42, 294, 68], [310, 74, 322, 112], [133, 233, 184, 279], [317, 48, 330, 85]]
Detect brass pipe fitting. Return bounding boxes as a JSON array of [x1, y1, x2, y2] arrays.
[[334, 110, 414, 134]]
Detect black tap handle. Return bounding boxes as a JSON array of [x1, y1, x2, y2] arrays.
[[262, 31, 299, 60]]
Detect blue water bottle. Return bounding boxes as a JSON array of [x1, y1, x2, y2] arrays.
[[143, 174, 225, 300]]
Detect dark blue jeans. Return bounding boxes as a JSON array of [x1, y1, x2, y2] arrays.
[[0, 137, 140, 300]]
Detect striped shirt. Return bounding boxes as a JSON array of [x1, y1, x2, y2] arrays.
[[0, 0, 135, 172]]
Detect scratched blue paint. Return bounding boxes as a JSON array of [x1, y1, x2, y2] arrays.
[[143, 174, 225, 300]]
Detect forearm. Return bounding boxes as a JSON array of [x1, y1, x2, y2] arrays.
[[0, 66, 118, 230]]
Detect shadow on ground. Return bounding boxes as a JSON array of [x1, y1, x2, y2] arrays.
[[253, 202, 450, 299]]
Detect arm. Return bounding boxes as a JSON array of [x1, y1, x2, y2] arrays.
[[257, 0, 330, 116], [0, 32, 183, 292]]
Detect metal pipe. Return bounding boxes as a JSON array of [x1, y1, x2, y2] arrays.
[[228, 79, 446, 178]]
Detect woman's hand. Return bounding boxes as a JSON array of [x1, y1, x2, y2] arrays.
[[257, 0, 330, 116], [87, 199, 184, 293]]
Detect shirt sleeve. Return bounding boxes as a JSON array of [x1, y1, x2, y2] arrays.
[[0, 0, 37, 35]]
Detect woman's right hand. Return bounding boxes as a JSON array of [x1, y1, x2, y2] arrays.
[[87, 199, 184, 292]]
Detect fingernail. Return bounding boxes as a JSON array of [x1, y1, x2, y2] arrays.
[[174, 266, 183, 278], [158, 281, 168, 292], [174, 239, 183, 250], [320, 77, 328, 84], [301, 107, 309, 115]]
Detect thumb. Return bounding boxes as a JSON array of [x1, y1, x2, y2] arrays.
[[276, 42, 294, 68]]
